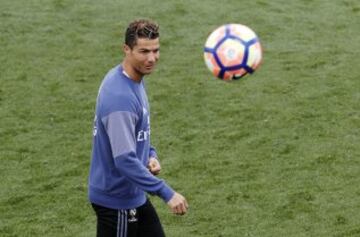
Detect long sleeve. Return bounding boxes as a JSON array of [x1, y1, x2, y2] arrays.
[[149, 145, 158, 158], [101, 111, 174, 202]]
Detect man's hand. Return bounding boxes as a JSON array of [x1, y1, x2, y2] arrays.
[[167, 192, 189, 215], [148, 157, 161, 175]]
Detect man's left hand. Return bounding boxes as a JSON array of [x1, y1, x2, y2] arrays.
[[148, 157, 161, 175]]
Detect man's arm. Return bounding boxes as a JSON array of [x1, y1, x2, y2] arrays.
[[102, 111, 174, 202], [103, 110, 188, 215]]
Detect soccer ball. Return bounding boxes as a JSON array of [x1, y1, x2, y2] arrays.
[[204, 24, 262, 81]]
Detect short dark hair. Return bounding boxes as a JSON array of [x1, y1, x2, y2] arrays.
[[125, 19, 159, 49]]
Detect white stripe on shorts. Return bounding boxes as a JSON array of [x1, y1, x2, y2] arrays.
[[117, 210, 128, 237]]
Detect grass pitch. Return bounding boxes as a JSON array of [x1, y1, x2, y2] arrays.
[[1, 0, 360, 236]]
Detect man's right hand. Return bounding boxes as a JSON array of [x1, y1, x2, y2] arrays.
[[167, 192, 188, 215]]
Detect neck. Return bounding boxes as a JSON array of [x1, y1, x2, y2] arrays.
[[122, 62, 142, 83]]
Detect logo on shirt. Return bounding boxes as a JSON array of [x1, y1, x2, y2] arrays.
[[93, 115, 97, 136], [137, 107, 150, 142]]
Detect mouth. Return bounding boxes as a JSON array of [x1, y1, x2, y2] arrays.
[[145, 65, 155, 70]]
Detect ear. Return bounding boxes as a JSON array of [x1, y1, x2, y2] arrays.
[[123, 44, 131, 54]]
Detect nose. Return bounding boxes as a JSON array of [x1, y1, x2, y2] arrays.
[[148, 52, 159, 63]]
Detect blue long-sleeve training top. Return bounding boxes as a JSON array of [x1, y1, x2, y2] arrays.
[[88, 65, 174, 210]]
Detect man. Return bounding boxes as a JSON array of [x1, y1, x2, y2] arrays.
[[88, 19, 188, 237]]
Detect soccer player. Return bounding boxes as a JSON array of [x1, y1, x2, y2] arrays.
[[88, 19, 188, 237]]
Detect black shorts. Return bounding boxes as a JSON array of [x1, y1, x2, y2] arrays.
[[91, 199, 166, 237]]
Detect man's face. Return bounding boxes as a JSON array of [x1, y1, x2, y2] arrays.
[[124, 37, 160, 77]]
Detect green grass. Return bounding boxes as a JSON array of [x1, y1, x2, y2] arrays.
[[1, 0, 360, 236]]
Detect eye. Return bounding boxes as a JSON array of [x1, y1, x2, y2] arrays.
[[139, 49, 150, 54]]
